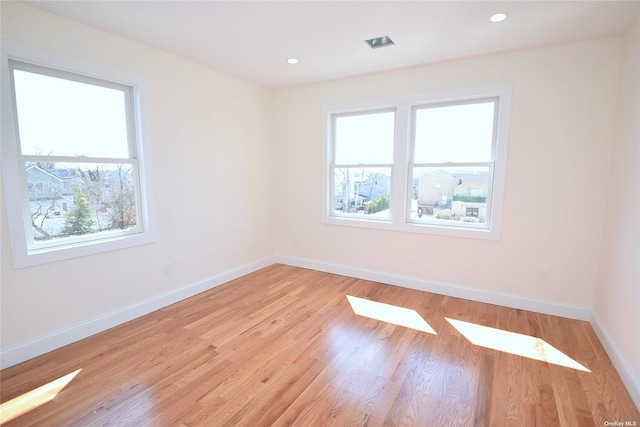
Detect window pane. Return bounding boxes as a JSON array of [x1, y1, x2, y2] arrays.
[[334, 167, 391, 219], [13, 69, 130, 158], [410, 166, 491, 225], [26, 162, 138, 242], [335, 111, 394, 164], [414, 101, 495, 163]]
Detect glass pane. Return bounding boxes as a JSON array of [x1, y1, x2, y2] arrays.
[[333, 167, 391, 219], [26, 162, 138, 242], [335, 111, 394, 164], [409, 166, 491, 225], [13, 69, 130, 158], [414, 101, 495, 163]]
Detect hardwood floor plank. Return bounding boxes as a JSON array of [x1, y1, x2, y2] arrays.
[[1, 265, 638, 426]]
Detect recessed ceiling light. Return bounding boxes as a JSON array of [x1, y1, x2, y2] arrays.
[[490, 13, 508, 23], [365, 35, 395, 49], [287, 58, 298, 64]]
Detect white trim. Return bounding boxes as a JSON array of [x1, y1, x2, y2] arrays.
[[274, 255, 591, 321], [0, 256, 276, 369], [321, 83, 512, 241], [1, 40, 158, 268], [590, 309, 640, 409]]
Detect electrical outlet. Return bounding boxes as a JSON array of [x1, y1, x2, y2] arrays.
[[292, 237, 298, 247], [537, 269, 548, 283], [162, 263, 172, 277]]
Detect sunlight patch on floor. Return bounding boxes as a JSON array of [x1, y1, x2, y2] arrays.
[[0, 368, 82, 424], [445, 318, 590, 372], [347, 295, 436, 334]]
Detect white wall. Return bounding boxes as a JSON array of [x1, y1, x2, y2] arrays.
[[0, 2, 275, 352], [273, 38, 621, 308], [593, 19, 640, 404]]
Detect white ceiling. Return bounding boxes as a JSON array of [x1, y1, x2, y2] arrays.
[[23, 1, 640, 89]]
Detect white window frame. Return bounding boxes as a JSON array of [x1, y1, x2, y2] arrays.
[[1, 41, 158, 268], [330, 108, 395, 222], [322, 84, 511, 240]]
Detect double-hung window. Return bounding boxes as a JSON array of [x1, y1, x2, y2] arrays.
[[1, 42, 157, 267], [323, 84, 511, 240], [331, 110, 395, 219], [410, 99, 497, 227]]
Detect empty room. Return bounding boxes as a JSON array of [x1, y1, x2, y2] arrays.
[[1, 1, 639, 425]]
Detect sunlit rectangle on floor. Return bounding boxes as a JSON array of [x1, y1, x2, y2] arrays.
[[0, 368, 82, 424], [445, 318, 590, 372], [347, 295, 436, 334]]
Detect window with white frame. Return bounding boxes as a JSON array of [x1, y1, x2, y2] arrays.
[[410, 99, 496, 227], [1, 43, 157, 268], [323, 84, 511, 240], [331, 110, 394, 219]]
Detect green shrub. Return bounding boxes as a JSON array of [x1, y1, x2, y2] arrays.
[[367, 195, 389, 214], [61, 187, 94, 236]]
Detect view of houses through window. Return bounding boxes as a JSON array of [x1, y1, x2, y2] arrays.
[[334, 166, 490, 224], [411, 166, 490, 224], [11, 61, 141, 247], [334, 167, 391, 217], [26, 162, 136, 241], [329, 94, 502, 232], [332, 110, 394, 219]]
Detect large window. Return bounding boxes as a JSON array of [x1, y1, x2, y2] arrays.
[[410, 99, 496, 227], [1, 42, 157, 267], [331, 110, 394, 219], [323, 85, 511, 240]]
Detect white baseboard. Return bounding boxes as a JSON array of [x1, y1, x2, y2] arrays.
[[273, 255, 592, 321], [3, 254, 637, 410], [0, 256, 276, 370], [275, 255, 640, 407], [590, 310, 640, 409], [6, 254, 631, 392]]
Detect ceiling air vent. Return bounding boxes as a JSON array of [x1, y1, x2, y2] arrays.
[[365, 35, 395, 49]]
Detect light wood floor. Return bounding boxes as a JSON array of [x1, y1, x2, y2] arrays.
[[1, 264, 638, 426]]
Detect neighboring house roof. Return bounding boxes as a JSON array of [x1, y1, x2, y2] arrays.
[[25, 165, 77, 180], [26, 165, 63, 182], [451, 173, 489, 186], [357, 174, 390, 200], [46, 168, 75, 180], [455, 180, 488, 189], [417, 170, 489, 186]]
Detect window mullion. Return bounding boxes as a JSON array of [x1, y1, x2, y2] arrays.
[[393, 103, 409, 225]]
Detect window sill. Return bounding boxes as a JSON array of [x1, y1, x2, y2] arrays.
[[10, 230, 158, 269], [322, 214, 501, 240]]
